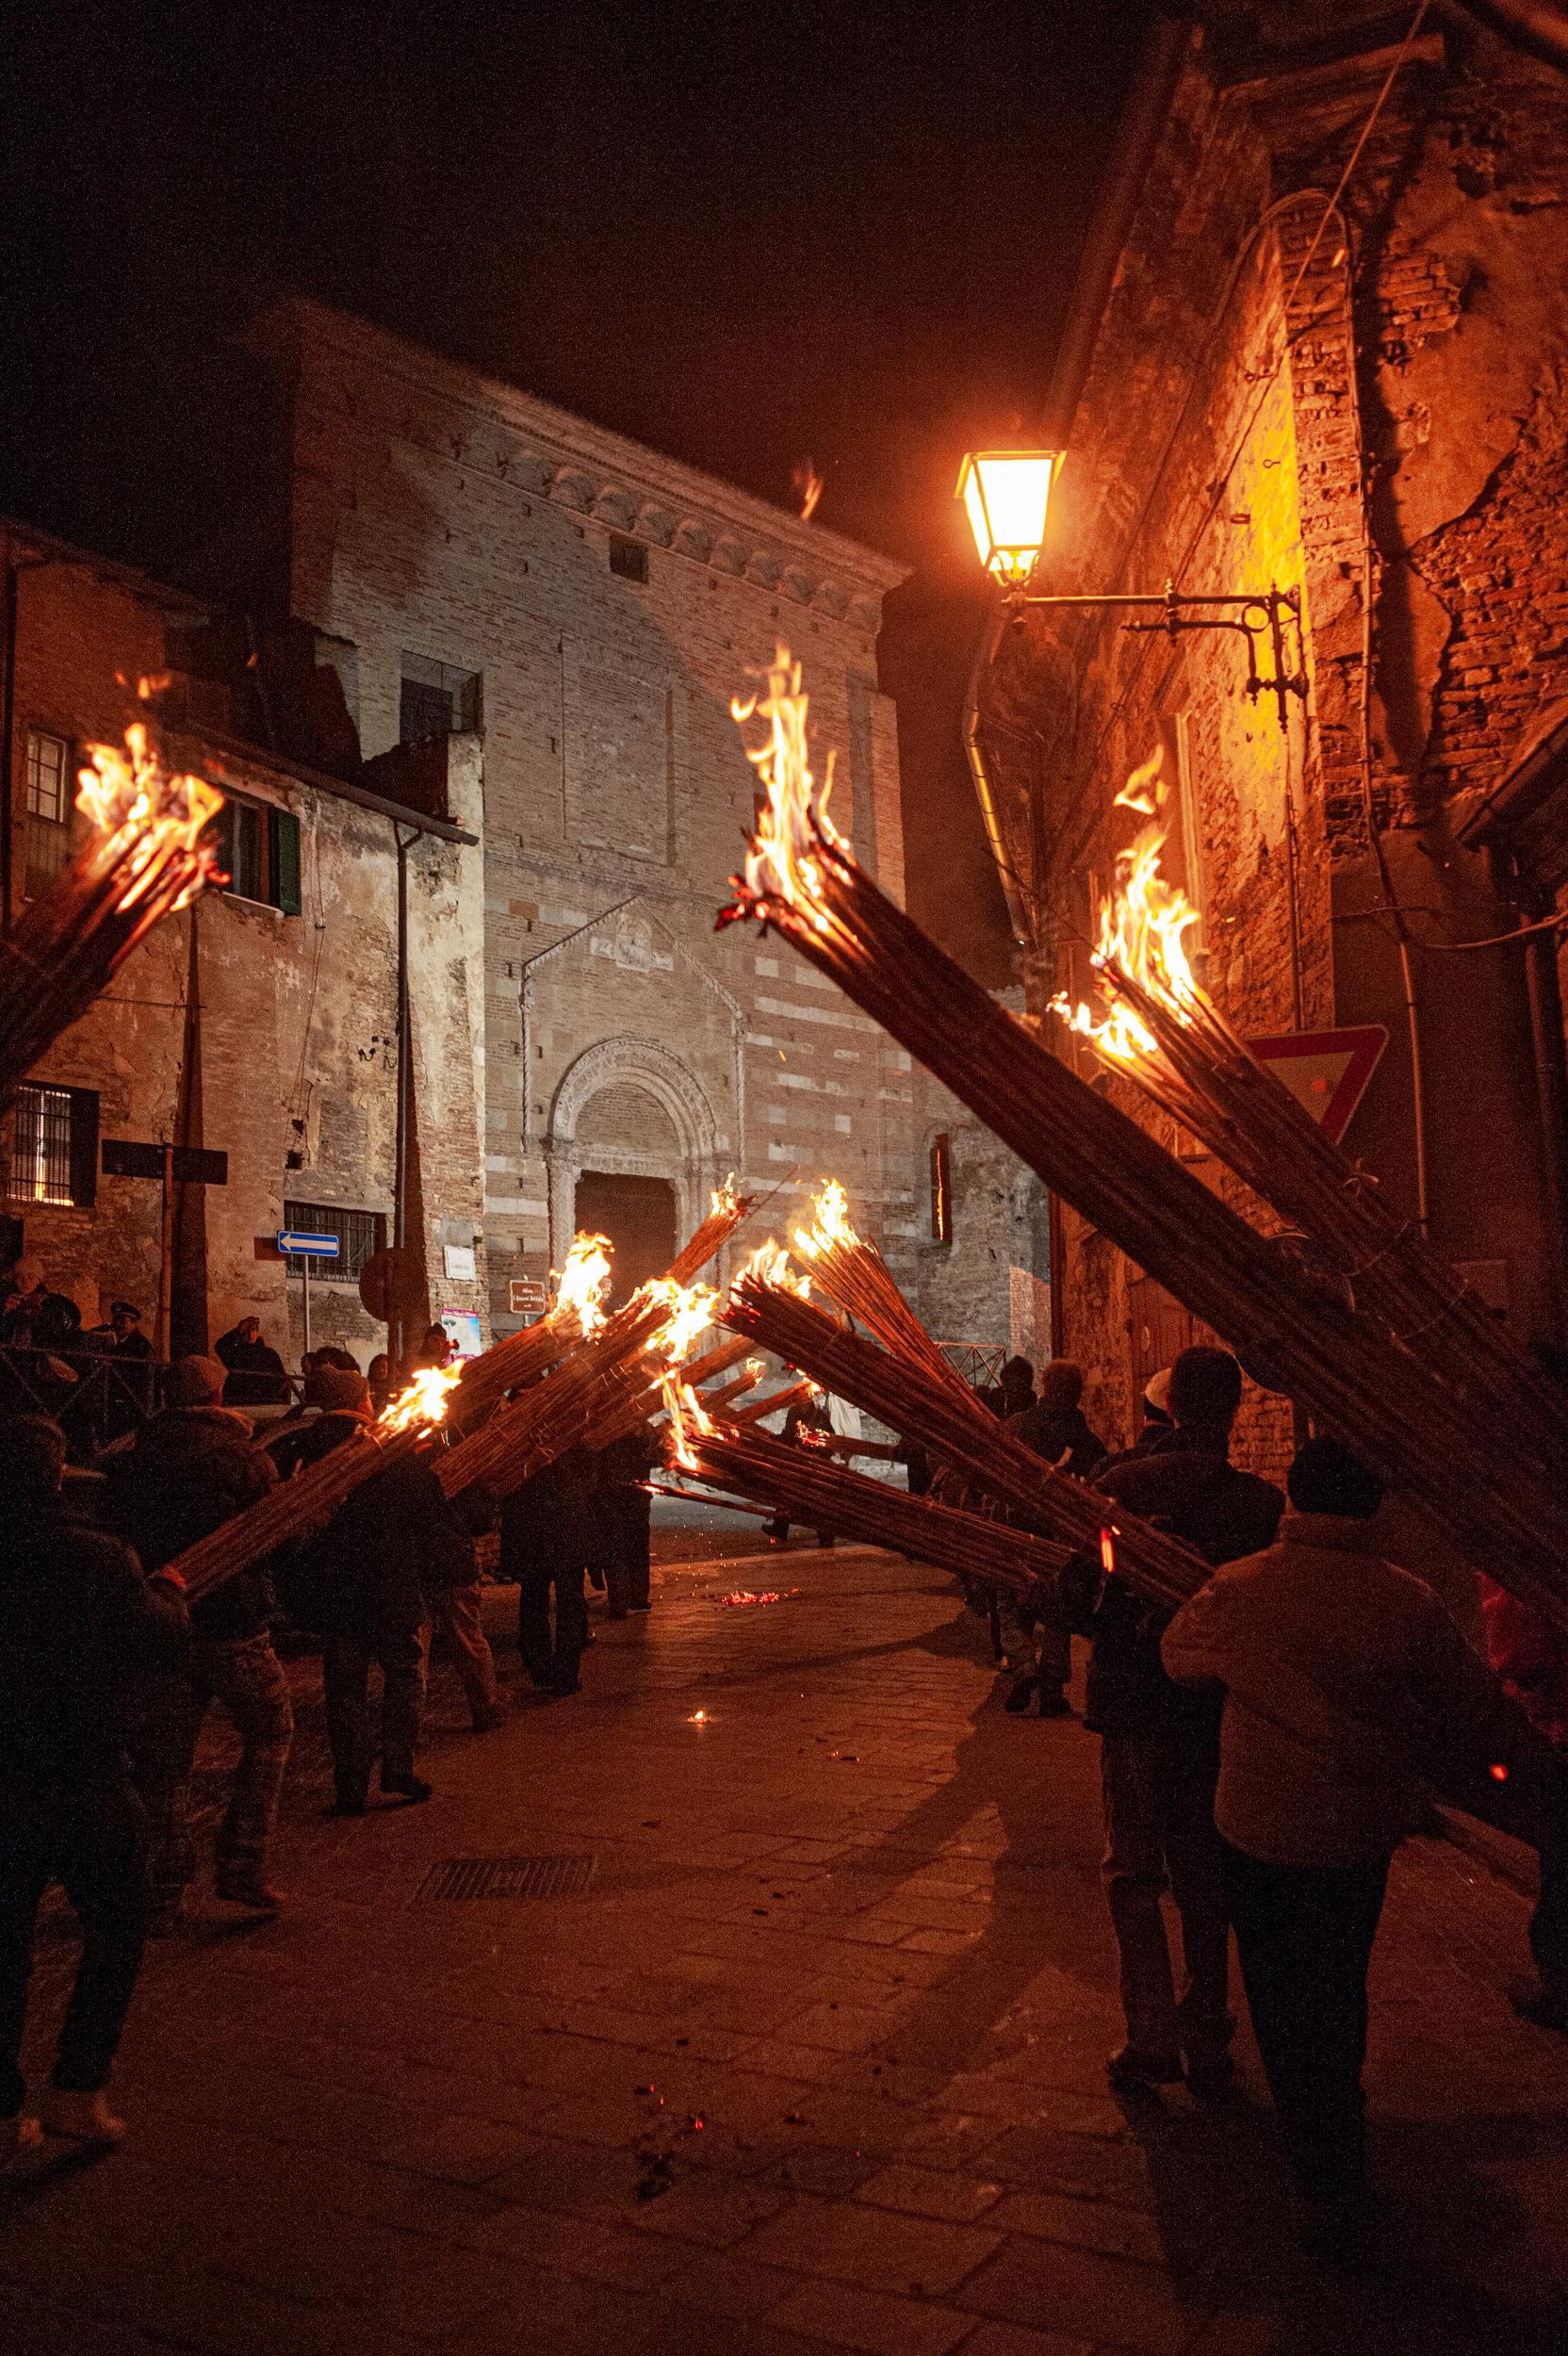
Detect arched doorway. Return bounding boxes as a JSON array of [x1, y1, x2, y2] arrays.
[[545, 1038, 723, 1288]]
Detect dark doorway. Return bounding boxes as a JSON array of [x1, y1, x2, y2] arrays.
[[575, 1170, 678, 1305]]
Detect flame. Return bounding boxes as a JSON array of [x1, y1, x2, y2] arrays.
[[75, 725, 225, 912], [710, 1172, 739, 1218], [662, 1375, 715, 1472], [792, 457, 824, 522], [793, 1176, 857, 1260], [644, 1279, 720, 1363], [376, 1362, 463, 1435], [553, 1232, 612, 1336], [733, 1236, 810, 1298], [729, 646, 846, 933], [1050, 745, 1200, 1066], [745, 1358, 765, 1382]]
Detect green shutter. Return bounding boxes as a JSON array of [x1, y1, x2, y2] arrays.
[[274, 810, 302, 915]]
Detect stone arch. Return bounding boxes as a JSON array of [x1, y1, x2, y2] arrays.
[[544, 1035, 723, 1268]]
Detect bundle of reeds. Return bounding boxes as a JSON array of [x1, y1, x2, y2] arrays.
[[0, 728, 223, 1110], [718, 651, 1568, 1630], [667, 1409, 1070, 1602], [723, 1275, 1206, 1609], [791, 1182, 961, 1393]]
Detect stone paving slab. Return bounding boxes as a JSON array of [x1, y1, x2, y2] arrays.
[[4, 1546, 1568, 2354]]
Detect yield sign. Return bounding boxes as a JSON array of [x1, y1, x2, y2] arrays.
[[1244, 1026, 1388, 1143]]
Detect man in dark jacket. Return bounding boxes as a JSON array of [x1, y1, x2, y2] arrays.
[[1, 1415, 188, 2155], [501, 1447, 597, 1693], [999, 1360, 1108, 1717], [214, 1316, 289, 1407], [1057, 1345, 1283, 2100], [761, 1392, 837, 1546], [282, 1370, 453, 1808], [101, 1357, 290, 1919], [595, 1422, 661, 1617]]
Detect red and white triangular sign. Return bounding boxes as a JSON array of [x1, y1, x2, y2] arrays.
[[1243, 1026, 1388, 1143]]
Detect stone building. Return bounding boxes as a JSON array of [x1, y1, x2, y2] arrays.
[[970, 2, 1568, 1464], [0, 522, 488, 1366], [244, 300, 927, 1327]]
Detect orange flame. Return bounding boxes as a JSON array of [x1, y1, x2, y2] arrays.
[[644, 1279, 719, 1363], [793, 1177, 856, 1260], [552, 1232, 612, 1336], [662, 1375, 715, 1472], [375, 1362, 463, 1435], [730, 647, 846, 933], [733, 1236, 811, 1299], [1050, 746, 1200, 1066], [792, 457, 824, 522], [75, 724, 225, 913], [710, 1172, 740, 1218]]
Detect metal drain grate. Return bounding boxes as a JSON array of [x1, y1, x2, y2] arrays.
[[418, 1856, 598, 1902]]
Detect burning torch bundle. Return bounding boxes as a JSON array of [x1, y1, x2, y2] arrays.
[[720, 650, 1568, 1633], [0, 728, 224, 1110], [722, 1268, 1205, 1610], [792, 1182, 959, 1391], [662, 1392, 1070, 1603]]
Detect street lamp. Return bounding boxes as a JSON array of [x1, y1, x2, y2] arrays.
[[956, 450, 1063, 584], [956, 445, 1305, 731]]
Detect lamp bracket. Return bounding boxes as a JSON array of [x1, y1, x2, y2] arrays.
[[1008, 577, 1307, 733]]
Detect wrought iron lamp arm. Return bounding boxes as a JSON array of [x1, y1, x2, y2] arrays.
[[1007, 577, 1307, 732]]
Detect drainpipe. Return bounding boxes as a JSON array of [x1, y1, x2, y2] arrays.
[[392, 822, 416, 1367], [1521, 882, 1568, 1329]]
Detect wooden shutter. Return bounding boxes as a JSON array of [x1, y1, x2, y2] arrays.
[[68, 1087, 99, 1209], [273, 810, 302, 916]]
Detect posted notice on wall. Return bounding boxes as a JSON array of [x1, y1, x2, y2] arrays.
[[443, 1243, 478, 1283]]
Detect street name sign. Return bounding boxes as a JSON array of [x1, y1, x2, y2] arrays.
[[103, 1139, 229, 1186]]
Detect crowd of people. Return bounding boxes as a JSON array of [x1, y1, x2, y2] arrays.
[[0, 1313, 661, 2161], [3, 1304, 1566, 2266]]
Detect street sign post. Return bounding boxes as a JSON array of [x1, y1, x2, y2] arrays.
[[277, 1231, 340, 1358], [101, 1138, 230, 1357]]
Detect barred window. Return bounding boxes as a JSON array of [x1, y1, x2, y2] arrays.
[[281, 1201, 384, 1283], [24, 729, 74, 897], [11, 1083, 98, 1209]]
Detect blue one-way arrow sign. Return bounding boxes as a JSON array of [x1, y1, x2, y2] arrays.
[[277, 1230, 341, 1259]]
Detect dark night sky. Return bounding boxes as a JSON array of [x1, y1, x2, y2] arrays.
[[2, 0, 1154, 977]]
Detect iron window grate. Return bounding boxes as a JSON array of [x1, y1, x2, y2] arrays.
[[417, 1856, 598, 1901]]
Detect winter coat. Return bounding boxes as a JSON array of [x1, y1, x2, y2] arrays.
[[498, 1448, 600, 1582], [1007, 1401, 1107, 1481], [280, 1415, 469, 1638], [0, 1503, 188, 1795], [1059, 1425, 1283, 1739], [215, 1325, 290, 1406], [1162, 1510, 1505, 1867], [100, 1406, 277, 1642]]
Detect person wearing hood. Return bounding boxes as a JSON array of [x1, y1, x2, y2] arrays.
[[1162, 1438, 1528, 2255], [1, 1414, 188, 2155], [1057, 1345, 1283, 2102], [100, 1357, 288, 1922]]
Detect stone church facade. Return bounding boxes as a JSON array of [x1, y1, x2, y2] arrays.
[[253, 302, 922, 1328]]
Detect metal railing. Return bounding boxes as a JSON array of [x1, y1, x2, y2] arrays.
[[0, 1344, 306, 1457]]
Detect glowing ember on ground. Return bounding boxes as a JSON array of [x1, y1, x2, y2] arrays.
[[718, 1588, 799, 1608], [726, 646, 848, 936], [375, 1363, 464, 1434], [1050, 745, 1200, 1067], [75, 725, 225, 911], [688, 1709, 709, 1725], [552, 1232, 612, 1335]]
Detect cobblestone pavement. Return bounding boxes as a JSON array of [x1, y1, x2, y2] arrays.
[[5, 1543, 1568, 2356]]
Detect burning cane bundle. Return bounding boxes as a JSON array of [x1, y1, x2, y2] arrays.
[[723, 1269, 1205, 1609], [662, 1385, 1070, 1603], [720, 650, 1568, 1631], [791, 1180, 958, 1391], [0, 726, 224, 1109], [173, 1364, 466, 1602]]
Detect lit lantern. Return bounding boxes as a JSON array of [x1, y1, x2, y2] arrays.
[[956, 449, 1062, 583]]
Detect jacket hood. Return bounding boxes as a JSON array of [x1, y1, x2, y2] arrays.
[[1275, 1509, 1395, 1560], [133, 1406, 255, 1465]]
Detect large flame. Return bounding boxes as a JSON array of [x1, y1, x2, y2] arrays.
[[644, 1279, 720, 1364], [553, 1232, 612, 1336], [1051, 746, 1200, 1066], [375, 1362, 464, 1435], [662, 1375, 715, 1473], [793, 1177, 856, 1260], [729, 646, 845, 932], [75, 725, 225, 912], [733, 1236, 811, 1298]]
